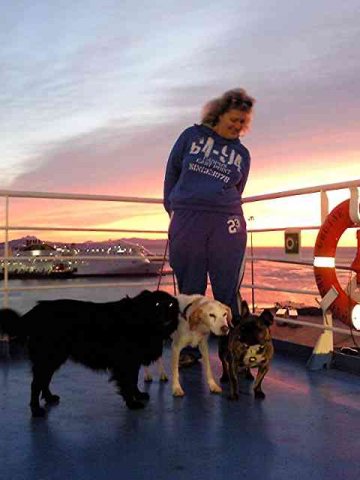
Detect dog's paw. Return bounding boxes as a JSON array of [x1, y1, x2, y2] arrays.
[[254, 390, 266, 400], [179, 353, 199, 368], [227, 393, 239, 401], [209, 381, 222, 394], [135, 391, 150, 401], [44, 394, 60, 405], [31, 406, 47, 417], [220, 373, 229, 383], [172, 385, 185, 397], [126, 400, 146, 410], [159, 373, 168, 382], [144, 373, 153, 383]]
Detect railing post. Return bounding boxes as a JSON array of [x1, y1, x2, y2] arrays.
[[4, 195, 9, 309], [320, 189, 329, 223], [248, 216, 255, 313], [307, 288, 337, 370], [349, 187, 360, 224], [308, 189, 333, 370], [0, 196, 10, 357]]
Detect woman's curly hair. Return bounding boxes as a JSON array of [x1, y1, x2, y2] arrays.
[[201, 88, 255, 133]]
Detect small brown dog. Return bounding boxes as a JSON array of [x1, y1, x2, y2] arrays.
[[224, 300, 274, 400]]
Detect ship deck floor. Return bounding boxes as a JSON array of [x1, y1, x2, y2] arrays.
[[1, 340, 359, 480]]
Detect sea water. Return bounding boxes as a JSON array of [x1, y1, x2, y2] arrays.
[[1, 247, 357, 314]]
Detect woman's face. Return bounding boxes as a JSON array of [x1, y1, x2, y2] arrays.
[[215, 109, 252, 140]]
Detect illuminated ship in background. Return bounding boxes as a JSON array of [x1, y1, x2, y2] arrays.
[[0, 238, 161, 278]]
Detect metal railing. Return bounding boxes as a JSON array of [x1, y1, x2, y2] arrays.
[[1, 179, 360, 341]]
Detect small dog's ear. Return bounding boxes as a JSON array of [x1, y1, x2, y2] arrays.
[[260, 309, 274, 326], [225, 305, 233, 327], [240, 300, 250, 320], [189, 308, 203, 331]]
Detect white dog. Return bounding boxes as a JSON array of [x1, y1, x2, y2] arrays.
[[143, 294, 232, 396]]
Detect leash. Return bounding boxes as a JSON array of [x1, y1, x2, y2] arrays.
[[156, 239, 177, 295], [156, 239, 168, 291]]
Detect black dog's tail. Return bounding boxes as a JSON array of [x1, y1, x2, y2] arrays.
[[0, 309, 27, 342]]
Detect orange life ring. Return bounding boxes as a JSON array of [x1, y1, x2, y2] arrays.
[[313, 199, 360, 329]]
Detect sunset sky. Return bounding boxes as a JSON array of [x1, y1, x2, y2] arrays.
[[1, 0, 359, 246]]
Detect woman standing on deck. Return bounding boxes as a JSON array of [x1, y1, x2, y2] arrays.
[[163, 88, 255, 328]]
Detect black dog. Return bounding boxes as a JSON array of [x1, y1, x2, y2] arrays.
[[219, 300, 274, 400], [0, 290, 179, 417]]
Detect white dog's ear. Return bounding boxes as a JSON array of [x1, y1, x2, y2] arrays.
[[188, 308, 204, 331], [225, 305, 233, 327]]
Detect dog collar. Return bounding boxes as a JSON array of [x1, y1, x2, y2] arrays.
[[181, 302, 194, 320], [181, 297, 210, 320]]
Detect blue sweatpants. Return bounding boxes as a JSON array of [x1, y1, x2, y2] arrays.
[[168, 209, 247, 318]]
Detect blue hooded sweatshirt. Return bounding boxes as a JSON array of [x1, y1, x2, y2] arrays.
[[163, 124, 251, 215]]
